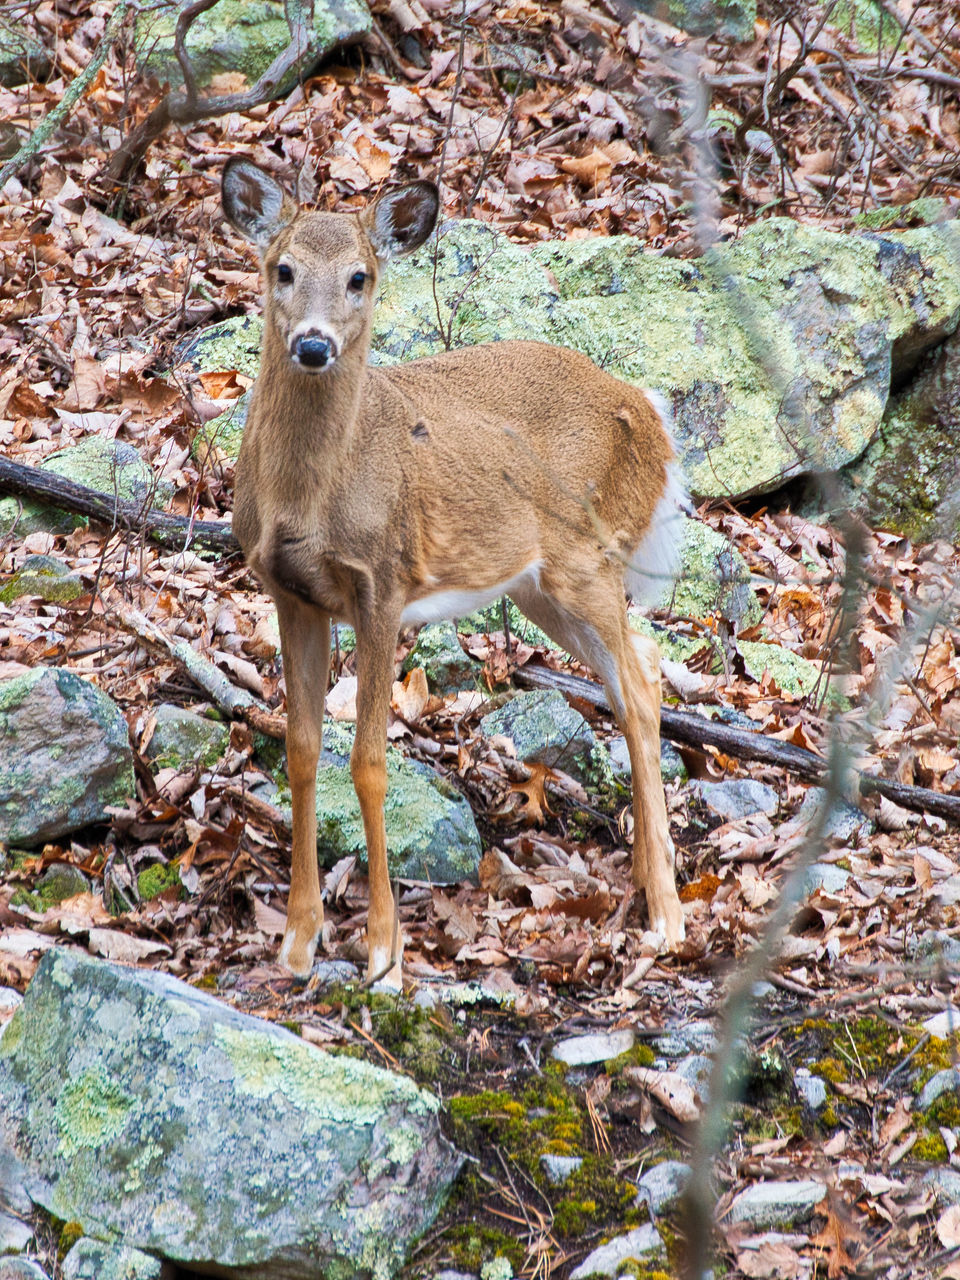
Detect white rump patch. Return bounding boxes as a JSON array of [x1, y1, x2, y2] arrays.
[[625, 389, 690, 607], [401, 561, 543, 626]]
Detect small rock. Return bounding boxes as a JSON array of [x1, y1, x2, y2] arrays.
[[672, 1053, 712, 1096], [909, 931, 960, 966], [935, 875, 960, 907], [635, 1160, 691, 1213], [0, 556, 83, 606], [794, 1068, 827, 1111], [540, 1154, 583, 1185], [0, 14, 51, 87], [0, 667, 135, 846], [35, 863, 91, 903], [144, 704, 229, 771], [609, 735, 687, 784], [311, 959, 360, 987], [0, 987, 24, 1027], [0, 1209, 32, 1253], [0, 1260, 50, 1280], [0, 1158, 30, 1217], [795, 787, 869, 842], [726, 1179, 827, 1229], [569, 1223, 665, 1278], [404, 621, 477, 693], [924, 1167, 960, 1205], [692, 779, 779, 821], [922, 1008, 960, 1038], [654, 1020, 717, 1059], [480, 1258, 513, 1280], [801, 863, 851, 897], [434, 1273, 478, 1280], [62, 1240, 161, 1280], [551, 1029, 635, 1066], [480, 690, 602, 786], [916, 1067, 960, 1112]]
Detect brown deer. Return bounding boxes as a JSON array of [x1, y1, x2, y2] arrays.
[[221, 157, 687, 987]]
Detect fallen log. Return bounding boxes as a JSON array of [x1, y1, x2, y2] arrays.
[[0, 456, 238, 554], [514, 661, 960, 826]]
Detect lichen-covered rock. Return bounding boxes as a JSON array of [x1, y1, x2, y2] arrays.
[[665, 519, 760, 627], [135, 0, 370, 95], [144, 704, 229, 771], [177, 218, 960, 504], [0, 668, 134, 846], [609, 734, 687, 784], [0, 14, 50, 87], [271, 719, 482, 883], [0, 949, 462, 1280], [0, 437, 169, 538], [479, 689, 604, 786], [738, 640, 847, 708], [403, 621, 478, 693], [692, 778, 779, 821], [726, 1179, 827, 1229], [569, 1224, 665, 1278], [838, 324, 960, 540], [632, 0, 755, 40], [62, 1240, 162, 1280], [0, 555, 83, 606], [635, 1159, 692, 1214]]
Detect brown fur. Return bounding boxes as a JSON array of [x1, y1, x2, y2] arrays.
[[223, 159, 685, 983]]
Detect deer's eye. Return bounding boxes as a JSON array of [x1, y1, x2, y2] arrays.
[[348, 270, 367, 292], [277, 262, 293, 284]]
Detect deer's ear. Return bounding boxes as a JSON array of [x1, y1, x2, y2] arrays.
[[365, 181, 439, 260], [222, 158, 297, 250]]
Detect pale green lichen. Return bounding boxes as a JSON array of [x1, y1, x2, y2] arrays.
[[738, 640, 848, 710], [55, 1067, 135, 1158]]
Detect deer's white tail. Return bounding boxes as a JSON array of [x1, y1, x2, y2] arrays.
[[626, 389, 689, 606]]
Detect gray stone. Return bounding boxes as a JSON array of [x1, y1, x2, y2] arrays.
[[404, 621, 478, 693], [801, 863, 852, 897], [738, 641, 847, 709], [654, 1020, 717, 1059], [692, 779, 779, 822], [551, 1030, 635, 1066], [0, 1260, 50, 1280], [144, 704, 229, 770], [0, 15, 51, 87], [908, 931, 960, 967], [0, 438, 170, 539], [0, 1158, 30, 1218], [569, 1224, 665, 1278], [610, 735, 687, 784], [632, 0, 755, 40], [0, 989, 22, 1024], [0, 1209, 32, 1254], [480, 690, 601, 786], [0, 556, 83, 606], [0, 949, 461, 1280], [135, 0, 370, 97], [635, 1160, 691, 1214], [924, 1167, 960, 1205], [479, 1259, 513, 1280], [35, 863, 91, 903], [794, 1068, 827, 1111], [726, 1179, 827, 1229], [540, 1154, 583, 1185], [61, 1240, 161, 1280], [311, 958, 360, 986], [796, 787, 869, 842], [672, 1053, 712, 1095], [0, 668, 134, 846], [916, 1067, 960, 1112]]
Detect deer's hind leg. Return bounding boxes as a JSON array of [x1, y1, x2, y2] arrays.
[[276, 595, 331, 976], [511, 575, 685, 946]]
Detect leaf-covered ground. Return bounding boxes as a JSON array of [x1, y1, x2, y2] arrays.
[[2, 2, 960, 1277]]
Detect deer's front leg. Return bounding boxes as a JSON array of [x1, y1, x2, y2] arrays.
[[352, 606, 403, 990], [276, 596, 331, 976]]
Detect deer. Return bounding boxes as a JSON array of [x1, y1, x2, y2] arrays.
[[220, 156, 687, 989]]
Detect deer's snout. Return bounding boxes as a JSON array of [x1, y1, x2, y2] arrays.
[[291, 330, 338, 370]]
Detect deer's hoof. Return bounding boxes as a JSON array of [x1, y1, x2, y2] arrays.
[[649, 891, 686, 949], [278, 907, 323, 977]]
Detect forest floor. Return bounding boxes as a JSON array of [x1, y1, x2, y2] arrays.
[[2, 1, 960, 1277]]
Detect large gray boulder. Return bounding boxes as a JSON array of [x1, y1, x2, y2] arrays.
[[0, 949, 462, 1280], [479, 689, 606, 787], [0, 668, 134, 846], [135, 0, 370, 95]]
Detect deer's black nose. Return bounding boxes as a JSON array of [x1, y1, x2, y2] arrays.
[[294, 334, 333, 368]]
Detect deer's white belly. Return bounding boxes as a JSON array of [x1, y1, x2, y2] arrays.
[[401, 561, 542, 626]]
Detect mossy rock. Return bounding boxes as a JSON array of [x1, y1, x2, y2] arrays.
[[479, 689, 608, 786], [403, 621, 478, 693], [0, 437, 171, 539], [145, 704, 229, 771], [665, 520, 760, 627], [456, 597, 553, 650], [738, 640, 847, 709], [0, 14, 51, 87], [632, 0, 755, 40], [0, 555, 83, 606], [135, 0, 370, 95], [0, 667, 134, 846]]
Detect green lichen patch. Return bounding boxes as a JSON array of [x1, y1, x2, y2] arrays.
[[55, 1067, 135, 1158], [0, 555, 84, 606], [136, 860, 182, 902]]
